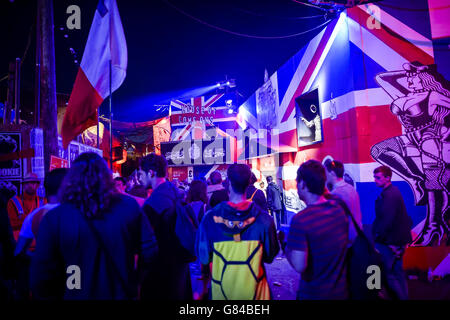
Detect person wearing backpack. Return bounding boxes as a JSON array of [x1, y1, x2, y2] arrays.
[[140, 153, 194, 300], [196, 164, 279, 300]]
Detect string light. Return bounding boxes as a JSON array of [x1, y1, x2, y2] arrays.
[[164, 0, 333, 39]]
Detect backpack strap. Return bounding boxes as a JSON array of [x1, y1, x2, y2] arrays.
[[11, 196, 24, 217], [249, 189, 258, 201]]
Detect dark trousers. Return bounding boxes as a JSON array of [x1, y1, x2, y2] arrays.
[[375, 243, 408, 300], [270, 209, 282, 229]]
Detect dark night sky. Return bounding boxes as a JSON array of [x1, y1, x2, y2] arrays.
[[0, 0, 331, 122]]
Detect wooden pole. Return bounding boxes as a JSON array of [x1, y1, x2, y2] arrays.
[[38, 0, 58, 173], [3, 62, 15, 124], [14, 58, 21, 124], [35, 3, 41, 128]]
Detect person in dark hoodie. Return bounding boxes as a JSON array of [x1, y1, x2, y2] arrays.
[[196, 164, 279, 300], [246, 173, 268, 212], [30, 153, 158, 300], [140, 153, 193, 300]]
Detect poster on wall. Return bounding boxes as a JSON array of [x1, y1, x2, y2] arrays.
[[161, 139, 230, 166], [0, 132, 22, 179], [371, 62, 450, 247], [256, 70, 279, 130], [50, 155, 69, 171], [30, 128, 45, 180], [69, 143, 80, 164], [295, 88, 323, 147]]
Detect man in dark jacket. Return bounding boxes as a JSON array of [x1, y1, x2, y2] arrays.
[[140, 153, 193, 300], [196, 164, 279, 300], [266, 176, 283, 228], [373, 166, 412, 300]]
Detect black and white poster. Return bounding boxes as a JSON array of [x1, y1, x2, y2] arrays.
[[295, 88, 323, 147], [371, 62, 450, 247], [161, 138, 230, 166], [0, 132, 22, 179]]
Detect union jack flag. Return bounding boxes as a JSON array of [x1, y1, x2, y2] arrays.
[[170, 93, 238, 141], [237, 0, 447, 239]]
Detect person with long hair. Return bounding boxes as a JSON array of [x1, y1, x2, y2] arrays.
[[30, 152, 158, 299], [372, 62, 450, 246]]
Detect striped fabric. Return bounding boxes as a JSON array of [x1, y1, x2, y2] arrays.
[[287, 201, 349, 300]]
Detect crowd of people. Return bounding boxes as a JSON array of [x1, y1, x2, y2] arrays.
[[0, 151, 412, 300]]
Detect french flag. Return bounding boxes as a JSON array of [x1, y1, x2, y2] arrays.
[[62, 0, 127, 149]]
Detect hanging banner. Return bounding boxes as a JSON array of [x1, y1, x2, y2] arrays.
[[50, 155, 69, 171], [0, 132, 22, 178]]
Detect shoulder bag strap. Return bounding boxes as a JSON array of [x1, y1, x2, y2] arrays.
[[335, 198, 365, 238], [81, 214, 135, 299], [249, 189, 258, 201]]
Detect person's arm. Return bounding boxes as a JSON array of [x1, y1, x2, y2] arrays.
[[14, 236, 33, 257], [301, 117, 314, 127], [375, 70, 409, 100], [137, 208, 158, 279], [286, 248, 307, 274], [266, 186, 273, 209], [6, 199, 20, 231], [195, 216, 213, 266], [30, 211, 65, 299], [14, 210, 36, 256], [286, 215, 308, 274]]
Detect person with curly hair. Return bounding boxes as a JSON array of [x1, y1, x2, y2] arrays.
[[30, 152, 158, 299]]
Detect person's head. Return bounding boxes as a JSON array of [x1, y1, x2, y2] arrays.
[[209, 170, 222, 185], [227, 164, 251, 195], [140, 153, 167, 188], [266, 176, 273, 184], [296, 160, 326, 201], [373, 166, 392, 189], [45, 168, 68, 202], [114, 177, 127, 193], [59, 152, 116, 218], [404, 62, 450, 96], [259, 181, 265, 189], [324, 159, 344, 186], [187, 180, 208, 204], [22, 172, 40, 196]]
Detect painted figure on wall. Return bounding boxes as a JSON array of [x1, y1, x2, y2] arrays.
[[371, 62, 450, 246], [301, 104, 322, 142]]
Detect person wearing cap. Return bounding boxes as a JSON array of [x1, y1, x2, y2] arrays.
[[7, 173, 45, 240]]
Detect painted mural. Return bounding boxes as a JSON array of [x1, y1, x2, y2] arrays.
[[236, 0, 450, 254], [371, 62, 450, 246]]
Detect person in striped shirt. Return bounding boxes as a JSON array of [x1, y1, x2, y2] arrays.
[[286, 160, 349, 300]]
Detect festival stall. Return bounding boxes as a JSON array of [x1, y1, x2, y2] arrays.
[[236, 0, 450, 272], [162, 93, 238, 182]]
